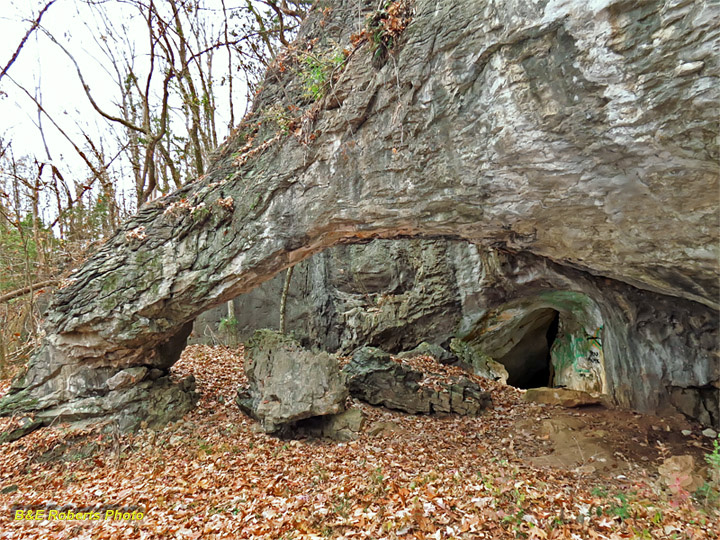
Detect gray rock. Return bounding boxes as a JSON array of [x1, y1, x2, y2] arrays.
[[192, 239, 463, 354], [236, 330, 348, 433], [106, 367, 148, 391], [523, 387, 605, 408], [296, 408, 366, 441], [320, 408, 365, 441], [398, 342, 457, 365], [668, 386, 719, 429], [1, 0, 718, 431], [449, 339, 508, 384], [343, 347, 491, 415], [0, 417, 45, 444]]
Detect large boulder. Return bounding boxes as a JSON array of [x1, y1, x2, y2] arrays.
[[343, 347, 491, 415], [236, 330, 348, 433]]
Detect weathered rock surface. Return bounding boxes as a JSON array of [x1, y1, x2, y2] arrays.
[[397, 342, 457, 365], [106, 367, 148, 391], [524, 387, 605, 408], [1, 0, 717, 431], [0, 418, 44, 444], [236, 330, 348, 433], [449, 338, 510, 384], [343, 347, 491, 415], [192, 238, 465, 354], [295, 408, 366, 441]]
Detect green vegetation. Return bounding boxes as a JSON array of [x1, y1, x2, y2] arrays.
[[695, 434, 720, 510], [218, 316, 239, 335], [364, 0, 413, 66], [263, 104, 294, 134], [0, 214, 53, 292], [299, 50, 346, 101]]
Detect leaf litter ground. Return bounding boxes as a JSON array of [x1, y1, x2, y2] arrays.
[[0, 345, 717, 539]]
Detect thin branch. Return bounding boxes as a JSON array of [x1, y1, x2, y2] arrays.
[[37, 26, 147, 134], [0, 0, 57, 82], [0, 280, 59, 305]]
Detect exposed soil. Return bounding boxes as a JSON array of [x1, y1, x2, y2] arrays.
[[0, 345, 717, 539]]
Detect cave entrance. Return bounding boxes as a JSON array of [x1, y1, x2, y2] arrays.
[[466, 290, 606, 394], [494, 308, 560, 389]]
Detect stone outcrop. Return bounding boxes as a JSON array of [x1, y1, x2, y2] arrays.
[[236, 330, 347, 433], [397, 342, 457, 365], [343, 347, 491, 415], [0, 0, 717, 431], [524, 387, 605, 408], [448, 338, 510, 384], [294, 408, 366, 441], [192, 238, 466, 354]]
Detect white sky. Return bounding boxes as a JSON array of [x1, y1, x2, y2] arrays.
[[0, 0, 250, 217]]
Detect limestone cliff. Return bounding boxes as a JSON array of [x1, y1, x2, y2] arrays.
[[1, 0, 717, 429]]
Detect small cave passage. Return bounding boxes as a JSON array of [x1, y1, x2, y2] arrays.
[[496, 309, 560, 389]]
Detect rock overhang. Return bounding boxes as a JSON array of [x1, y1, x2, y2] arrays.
[[0, 0, 717, 432]]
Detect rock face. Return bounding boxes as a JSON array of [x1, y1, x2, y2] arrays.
[[343, 347, 491, 415], [0, 0, 717, 430], [193, 238, 466, 354], [448, 338, 510, 384], [236, 330, 348, 433]]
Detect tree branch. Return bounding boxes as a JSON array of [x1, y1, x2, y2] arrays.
[[0, 280, 59, 305], [0, 0, 57, 82]]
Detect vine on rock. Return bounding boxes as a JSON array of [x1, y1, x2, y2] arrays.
[[351, 0, 415, 67]]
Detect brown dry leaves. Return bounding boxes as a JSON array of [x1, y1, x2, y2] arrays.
[[0, 345, 717, 539]]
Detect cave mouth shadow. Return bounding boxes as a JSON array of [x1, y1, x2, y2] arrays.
[[497, 309, 560, 390]]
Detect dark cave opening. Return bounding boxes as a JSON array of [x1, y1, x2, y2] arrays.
[[497, 309, 560, 389]]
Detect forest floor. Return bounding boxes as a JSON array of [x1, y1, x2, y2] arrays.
[[0, 345, 718, 539]]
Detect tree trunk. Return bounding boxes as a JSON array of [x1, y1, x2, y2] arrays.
[[279, 266, 294, 334], [226, 299, 236, 347]]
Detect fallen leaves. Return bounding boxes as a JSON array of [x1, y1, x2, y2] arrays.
[[0, 344, 717, 539]]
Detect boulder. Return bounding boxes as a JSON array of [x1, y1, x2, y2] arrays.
[[106, 367, 148, 391], [658, 455, 706, 494], [449, 339, 509, 384], [398, 342, 457, 365], [295, 408, 367, 441], [343, 347, 491, 415], [236, 330, 348, 433], [524, 387, 605, 408]]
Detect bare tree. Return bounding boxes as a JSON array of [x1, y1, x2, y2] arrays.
[[0, 0, 57, 83]]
